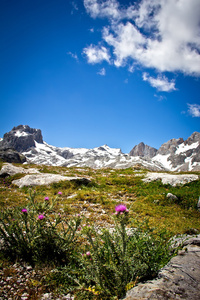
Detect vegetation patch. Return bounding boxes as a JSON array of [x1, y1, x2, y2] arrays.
[[0, 163, 200, 299]]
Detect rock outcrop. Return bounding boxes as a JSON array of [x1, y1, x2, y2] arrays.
[[0, 163, 40, 177], [12, 173, 91, 188], [125, 235, 200, 300], [0, 148, 26, 163], [0, 125, 43, 152], [142, 172, 199, 186]]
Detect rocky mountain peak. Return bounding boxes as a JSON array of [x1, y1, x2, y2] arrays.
[[185, 132, 200, 145], [0, 125, 43, 152], [129, 142, 157, 158], [157, 138, 184, 155]]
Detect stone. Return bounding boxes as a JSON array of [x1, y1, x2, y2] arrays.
[[0, 163, 40, 177], [142, 173, 199, 186], [197, 197, 200, 211], [12, 173, 91, 188], [166, 193, 178, 200], [125, 235, 200, 300]]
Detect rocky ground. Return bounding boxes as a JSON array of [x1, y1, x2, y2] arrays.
[[0, 263, 73, 300], [124, 235, 200, 300]]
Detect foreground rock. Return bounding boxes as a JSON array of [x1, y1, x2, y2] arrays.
[[142, 172, 199, 186], [12, 173, 91, 188], [0, 163, 40, 177], [125, 235, 200, 300]]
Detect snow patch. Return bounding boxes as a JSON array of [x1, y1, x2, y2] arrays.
[[15, 131, 29, 137], [175, 142, 199, 155], [152, 154, 171, 170]]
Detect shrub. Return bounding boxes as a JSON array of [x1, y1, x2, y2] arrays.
[[0, 189, 81, 265], [61, 205, 173, 299]]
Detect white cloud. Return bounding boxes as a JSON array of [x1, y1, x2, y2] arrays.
[[83, 0, 200, 76], [142, 73, 176, 92], [83, 44, 110, 64], [67, 52, 79, 61], [84, 0, 121, 19], [187, 104, 200, 117], [71, 1, 79, 14], [97, 68, 106, 75]]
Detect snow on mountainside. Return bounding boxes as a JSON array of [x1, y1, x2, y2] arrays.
[[0, 125, 200, 171]]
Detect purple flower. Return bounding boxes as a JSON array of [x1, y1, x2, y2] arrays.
[[115, 204, 127, 213], [21, 208, 28, 213], [86, 251, 91, 256], [45, 197, 49, 201], [58, 191, 62, 195], [38, 214, 45, 220]]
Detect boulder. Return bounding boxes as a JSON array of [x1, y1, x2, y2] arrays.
[[142, 173, 199, 186], [12, 173, 91, 188], [0, 163, 40, 177], [166, 193, 178, 201], [125, 235, 200, 300]]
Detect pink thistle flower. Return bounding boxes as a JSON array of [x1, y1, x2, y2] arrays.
[[58, 191, 62, 195], [115, 204, 127, 213], [86, 251, 91, 256], [45, 197, 49, 201], [38, 214, 45, 220], [21, 208, 28, 213]]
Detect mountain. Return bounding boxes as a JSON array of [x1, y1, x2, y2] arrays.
[[129, 142, 157, 158], [0, 125, 200, 171]]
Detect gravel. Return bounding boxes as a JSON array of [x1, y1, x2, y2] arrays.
[[0, 262, 74, 300]]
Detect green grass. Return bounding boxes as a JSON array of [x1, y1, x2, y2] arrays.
[[0, 162, 200, 299]]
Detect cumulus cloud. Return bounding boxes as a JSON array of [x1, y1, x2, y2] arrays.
[[83, 0, 200, 76], [84, 0, 121, 19], [83, 44, 110, 64], [97, 68, 106, 75], [187, 104, 200, 117], [142, 73, 176, 92]]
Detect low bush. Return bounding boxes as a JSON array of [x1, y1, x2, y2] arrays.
[[0, 190, 81, 265]]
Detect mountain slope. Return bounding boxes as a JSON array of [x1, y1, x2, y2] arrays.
[[0, 125, 200, 171]]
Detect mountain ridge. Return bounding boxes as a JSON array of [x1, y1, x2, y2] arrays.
[[0, 125, 200, 171]]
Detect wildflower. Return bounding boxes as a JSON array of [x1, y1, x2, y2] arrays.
[[21, 208, 28, 213], [38, 214, 45, 220], [86, 251, 91, 256], [45, 197, 49, 201], [115, 204, 128, 213], [58, 191, 62, 195]]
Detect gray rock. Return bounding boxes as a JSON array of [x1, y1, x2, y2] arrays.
[[157, 138, 184, 156], [197, 197, 200, 211], [166, 193, 178, 200], [0, 148, 26, 164], [0, 163, 40, 177], [142, 172, 199, 186], [0, 125, 43, 152], [12, 173, 91, 188], [129, 142, 157, 158], [125, 235, 200, 300]]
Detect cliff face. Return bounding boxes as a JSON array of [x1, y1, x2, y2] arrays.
[[129, 142, 157, 158], [0, 125, 43, 152]]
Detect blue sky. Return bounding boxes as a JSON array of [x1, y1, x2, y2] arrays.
[[0, 0, 200, 153]]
